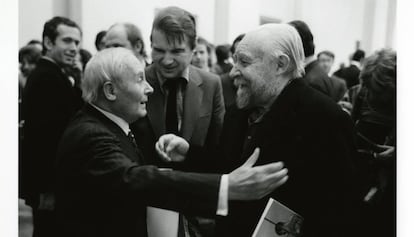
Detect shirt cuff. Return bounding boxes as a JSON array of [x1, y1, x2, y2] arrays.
[[216, 174, 228, 216]]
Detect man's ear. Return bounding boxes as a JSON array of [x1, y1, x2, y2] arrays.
[[102, 81, 117, 101], [43, 36, 54, 51], [275, 54, 290, 75]]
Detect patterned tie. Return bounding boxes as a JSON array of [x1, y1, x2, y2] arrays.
[[165, 79, 179, 135]]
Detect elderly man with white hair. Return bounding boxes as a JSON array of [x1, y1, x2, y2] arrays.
[[160, 23, 358, 237], [53, 47, 289, 237]]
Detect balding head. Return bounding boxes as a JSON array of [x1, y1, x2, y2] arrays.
[[105, 23, 146, 61]]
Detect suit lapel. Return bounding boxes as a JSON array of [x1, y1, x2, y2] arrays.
[[146, 65, 166, 139], [181, 67, 203, 141], [84, 104, 143, 164]]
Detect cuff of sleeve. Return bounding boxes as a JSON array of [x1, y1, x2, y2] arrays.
[[216, 174, 228, 216]]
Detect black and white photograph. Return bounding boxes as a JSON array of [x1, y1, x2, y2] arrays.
[[1, 0, 412, 236]]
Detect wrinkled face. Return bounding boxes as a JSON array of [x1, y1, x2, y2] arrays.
[[318, 54, 334, 74], [230, 39, 277, 109], [45, 24, 81, 67], [20, 58, 37, 77], [191, 43, 209, 70], [112, 60, 154, 123], [151, 29, 193, 79]]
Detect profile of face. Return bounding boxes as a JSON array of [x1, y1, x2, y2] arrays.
[[318, 54, 334, 74], [191, 43, 209, 71], [45, 24, 81, 67], [111, 57, 154, 123], [20, 58, 37, 77], [230, 38, 277, 109], [151, 29, 193, 79]]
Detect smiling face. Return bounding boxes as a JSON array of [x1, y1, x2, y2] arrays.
[[151, 29, 193, 79], [112, 59, 154, 123], [230, 38, 278, 109], [45, 24, 81, 67]]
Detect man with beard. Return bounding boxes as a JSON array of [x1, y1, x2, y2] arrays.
[[158, 23, 357, 237]]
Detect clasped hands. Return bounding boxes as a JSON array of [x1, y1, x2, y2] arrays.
[[156, 134, 289, 200]]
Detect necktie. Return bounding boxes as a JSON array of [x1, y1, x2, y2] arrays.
[[165, 79, 179, 135], [127, 130, 138, 148]]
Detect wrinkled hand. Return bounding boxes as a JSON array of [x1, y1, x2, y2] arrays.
[[228, 148, 288, 200], [38, 192, 55, 211], [374, 145, 395, 160], [156, 134, 189, 162]]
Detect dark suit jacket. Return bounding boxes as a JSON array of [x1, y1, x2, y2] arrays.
[[206, 79, 357, 237], [21, 58, 83, 204], [55, 104, 221, 237], [304, 60, 335, 100], [131, 64, 225, 170], [334, 64, 361, 89], [330, 75, 347, 102]]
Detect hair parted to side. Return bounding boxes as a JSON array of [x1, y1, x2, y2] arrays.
[[42, 16, 82, 55], [151, 6, 197, 49], [81, 47, 145, 103], [249, 23, 305, 78]]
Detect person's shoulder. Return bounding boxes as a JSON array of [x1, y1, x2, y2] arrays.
[[190, 65, 220, 82]]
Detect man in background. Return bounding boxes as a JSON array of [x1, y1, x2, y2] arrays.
[[289, 20, 335, 100], [104, 22, 148, 64], [317, 50, 347, 102], [130, 6, 225, 236], [21, 16, 84, 237]]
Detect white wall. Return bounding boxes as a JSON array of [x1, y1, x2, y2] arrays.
[[18, 0, 395, 69], [81, 0, 216, 55], [19, 0, 54, 47]]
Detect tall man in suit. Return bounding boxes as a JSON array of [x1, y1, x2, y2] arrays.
[[21, 16, 84, 237], [54, 47, 289, 237], [160, 23, 358, 237], [129, 7, 225, 236], [130, 6, 225, 171], [288, 20, 335, 100]]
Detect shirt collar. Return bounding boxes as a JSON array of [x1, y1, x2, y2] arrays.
[[90, 103, 130, 135], [41, 56, 75, 86], [157, 66, 190, 88]]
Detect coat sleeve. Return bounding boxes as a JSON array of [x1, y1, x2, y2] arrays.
[[57, 123, 221, 217]]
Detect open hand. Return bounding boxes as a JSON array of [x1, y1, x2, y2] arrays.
[[228, 148, 289, 200]]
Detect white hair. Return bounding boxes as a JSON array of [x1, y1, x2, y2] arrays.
[[244, 23, 305, 78], [81, 47, 144, 103]]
